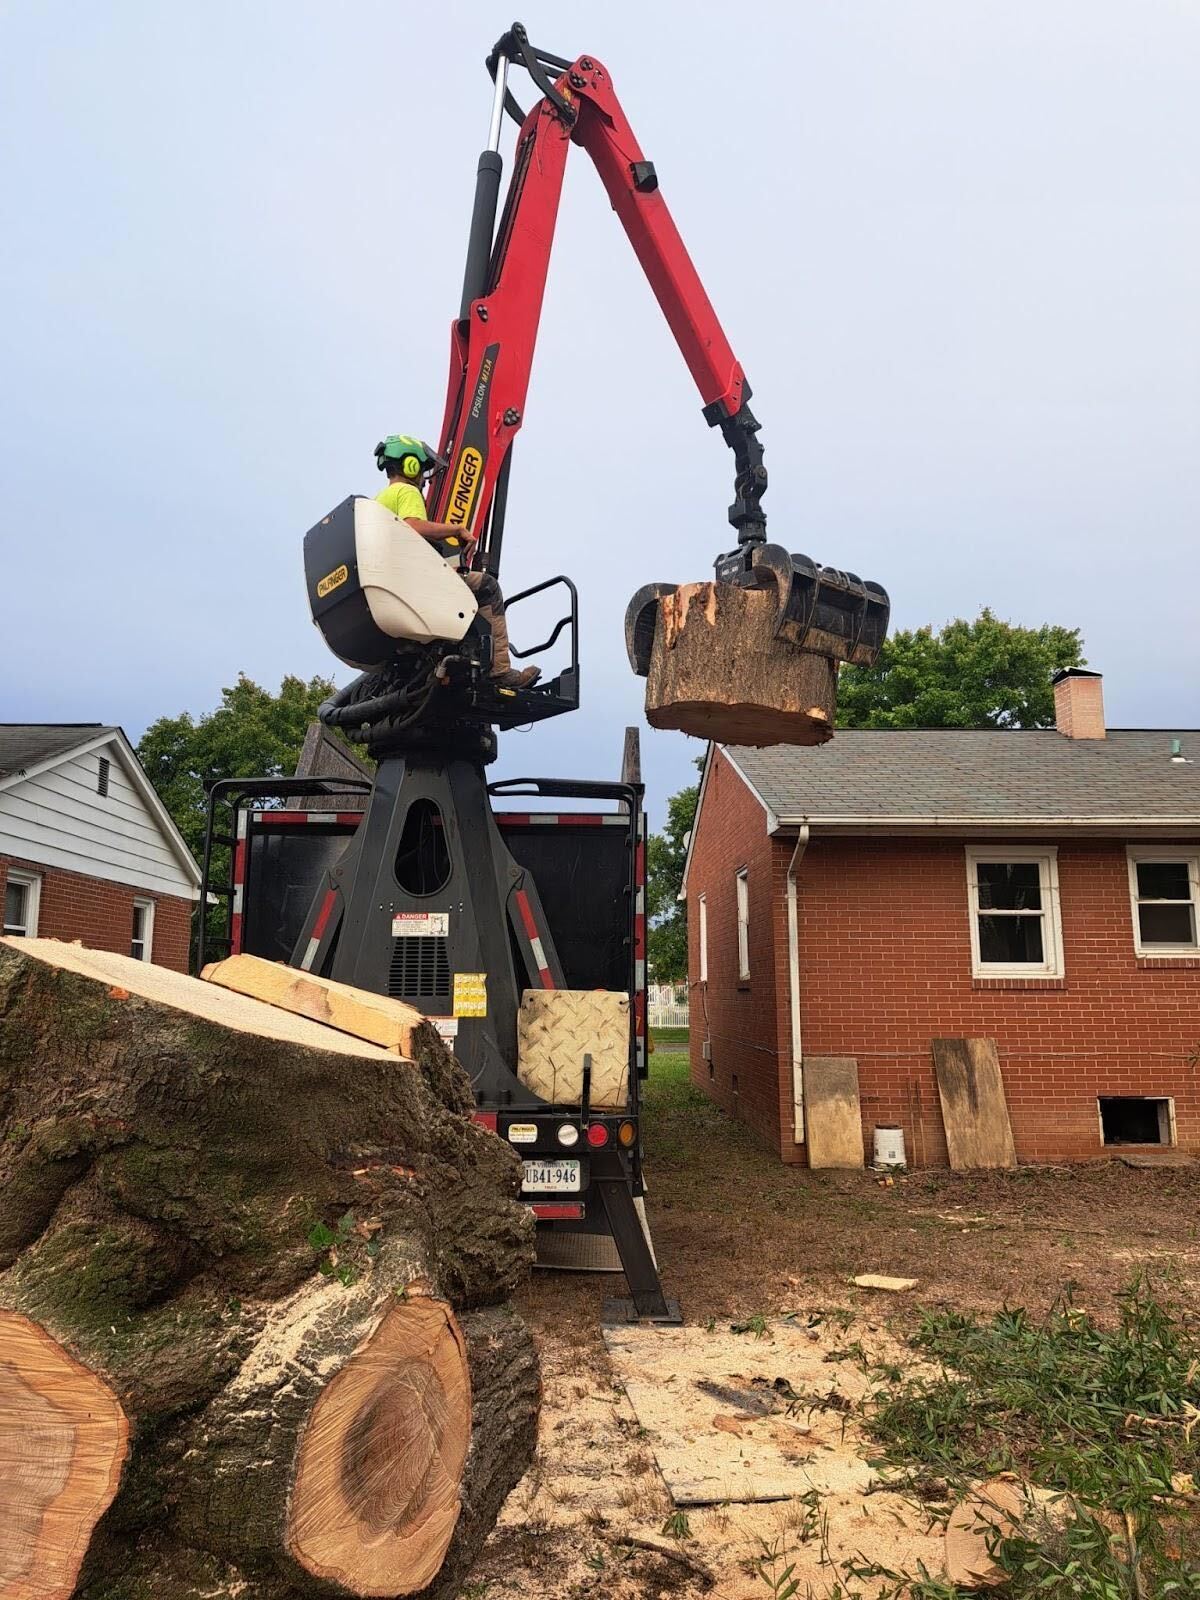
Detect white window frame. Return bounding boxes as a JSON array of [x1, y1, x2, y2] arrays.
[[131, 897, 155, 962], [736, 868, 750, 981], [697, 893, 708, 983], [3, 870, 41, 938], [1126, 848, 1200, 957], [965, 846, 1063, 978]]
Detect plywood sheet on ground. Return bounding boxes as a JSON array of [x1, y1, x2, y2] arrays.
[[201, 953, 422, 1054], [932, 1037, 1017, 1170], [517, 989, 629, 1108], [804, 1057, 864, 1169], [603, 1322, 877, 1506]]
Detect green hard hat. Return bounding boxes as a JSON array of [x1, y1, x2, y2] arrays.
[[374, 435, 445, 476]]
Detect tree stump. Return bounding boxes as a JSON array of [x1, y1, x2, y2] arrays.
[[642, 581, 838, 746], [0, 937, 539, 1600]]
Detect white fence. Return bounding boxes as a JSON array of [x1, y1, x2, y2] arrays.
[[647, 982, 689, 1029]]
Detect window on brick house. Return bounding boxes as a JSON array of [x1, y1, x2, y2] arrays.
[[3, 872, 41, 937], [698, 894, 708, 982], [1127, 850, 1199, 954], [131, 898, 155, 962], [736, 868, 750, 980], [965, 847, 1063, 977]]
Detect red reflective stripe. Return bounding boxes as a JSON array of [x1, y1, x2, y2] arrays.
[[514, 888, 554, 989], [251, 811, 362, 827], [472, 1110, 499, 1132], [514, 888, 539, 941], [229, 837, 248, 955], [529, 1202, 584, 1220], [311, 889, 338, 941], [494, 813, 624, 827]]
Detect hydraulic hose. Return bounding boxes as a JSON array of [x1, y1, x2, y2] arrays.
[[318, 666, 437, 730]]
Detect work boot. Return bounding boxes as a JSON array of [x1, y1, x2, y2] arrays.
[[482, 606, 541, 690]]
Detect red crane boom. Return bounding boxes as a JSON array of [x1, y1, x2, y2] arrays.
[[427, 24, 768, 577]]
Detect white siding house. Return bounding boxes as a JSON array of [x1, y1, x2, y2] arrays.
[[0, 725, 200, 970]]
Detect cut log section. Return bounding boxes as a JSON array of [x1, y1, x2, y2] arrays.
[[0, 937, 537, 1600], [642, 582, 838, 747], [0, 1313, 129, 1600], [288, 1296, 469, 1595]]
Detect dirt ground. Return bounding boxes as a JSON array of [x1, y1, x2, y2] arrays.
[[465, 1050, 1200, 1599]]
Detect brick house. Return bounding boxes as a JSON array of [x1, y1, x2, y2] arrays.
[[0, 725, 200, 971], [682, 671, 1200, 1166]]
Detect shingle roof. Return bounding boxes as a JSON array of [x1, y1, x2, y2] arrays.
[[0, 724, 115, 781], [724, 728, 1200, 827]]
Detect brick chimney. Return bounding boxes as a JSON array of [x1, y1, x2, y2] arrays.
[[1053, 668, 1106, 740]]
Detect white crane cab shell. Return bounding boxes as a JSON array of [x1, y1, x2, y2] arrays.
[[356, 499, 477, 645]]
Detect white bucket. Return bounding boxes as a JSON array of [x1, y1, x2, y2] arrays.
[[874, 1126, 907, 1169]]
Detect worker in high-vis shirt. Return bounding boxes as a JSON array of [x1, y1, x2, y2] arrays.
[[374, 435, 540, 690]]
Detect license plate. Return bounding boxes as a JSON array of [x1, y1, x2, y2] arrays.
[[522, 1159, 582, 1194]]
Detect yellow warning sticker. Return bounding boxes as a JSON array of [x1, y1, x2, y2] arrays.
[[453, 972, 488, 1017]]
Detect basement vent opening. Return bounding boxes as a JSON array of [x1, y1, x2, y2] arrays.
[[1099, 1096, 1173, 1147]]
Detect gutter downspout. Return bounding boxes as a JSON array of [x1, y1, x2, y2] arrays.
[[786, 823, 810, 1145]]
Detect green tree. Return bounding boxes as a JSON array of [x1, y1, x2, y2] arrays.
[[137, 673, 338, 859], [646, 777, 700, 984], [836, 609, 1085, 729]]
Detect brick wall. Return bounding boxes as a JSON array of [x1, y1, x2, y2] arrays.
[[0, 856, 192, 972], [687, 749, 1200, 1166], [686, 751, 801, 1162]]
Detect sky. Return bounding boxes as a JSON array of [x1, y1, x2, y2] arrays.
[[2, 1, 1197, 824]]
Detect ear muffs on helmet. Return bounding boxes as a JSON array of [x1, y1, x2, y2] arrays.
[[400, 453, 422, 479]]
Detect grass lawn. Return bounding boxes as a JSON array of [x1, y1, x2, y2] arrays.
[[650, 1025, 688, 1049]]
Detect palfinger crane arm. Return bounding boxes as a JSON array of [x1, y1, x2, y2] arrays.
[[427, 23, 768, 576]]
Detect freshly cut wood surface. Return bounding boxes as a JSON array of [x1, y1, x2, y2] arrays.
[[7, 937, 396, 1058], [642, 582, 838, 747], [0, 1312, 128, 1600], [288, 1296, 470, 1596], [0, 935, 537, 1599], [202, 951, 424, 1055], [517, 989, 630, 1109], [932, 1038, 1017, 1170], [804, 1058, 865, 1170]]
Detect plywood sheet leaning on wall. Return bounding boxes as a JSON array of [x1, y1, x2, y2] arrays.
[[931, 1036, 1017, 1170], [0, 936, 539, 1600], [804, 1057, 865, 1169], [642, 582, 839, 747], [517, 989, 630, 1108]]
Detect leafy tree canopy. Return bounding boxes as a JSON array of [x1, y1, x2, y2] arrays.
[[837, 609, 1085, 730], [646, 774, 700, 985], [137, 673, 337, 860]]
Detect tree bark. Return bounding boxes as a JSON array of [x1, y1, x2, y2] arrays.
[[642, 581, 839, 746], [0, 937, 538, 1600]]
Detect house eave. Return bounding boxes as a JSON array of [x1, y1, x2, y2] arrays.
[[772, 814, 1200, 839]]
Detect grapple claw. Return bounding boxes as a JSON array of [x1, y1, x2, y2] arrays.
[[736, 545, 890, 668]]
